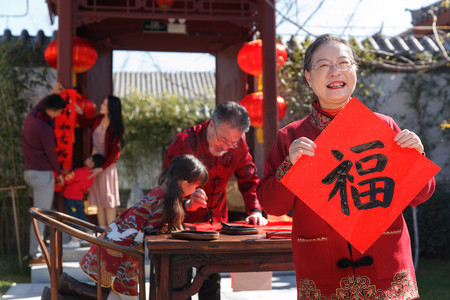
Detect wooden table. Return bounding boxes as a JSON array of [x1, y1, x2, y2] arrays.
[[146, 231, 294, 300]]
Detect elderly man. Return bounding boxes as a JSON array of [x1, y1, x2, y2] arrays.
[[163, 101, 267, 300]]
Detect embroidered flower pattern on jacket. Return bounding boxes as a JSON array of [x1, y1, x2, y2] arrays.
[[297, 269, 418, 300], [310, 104, 332, 130], [276, 157, 293, 181]]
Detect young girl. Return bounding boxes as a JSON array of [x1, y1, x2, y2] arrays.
[[78, 154, 209, 299]]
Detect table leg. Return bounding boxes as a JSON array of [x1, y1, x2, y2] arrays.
[[149, 255, 159, 300], [158, 254, 171, 300]]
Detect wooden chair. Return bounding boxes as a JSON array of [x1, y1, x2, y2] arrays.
[[29, 207, 146, 300]]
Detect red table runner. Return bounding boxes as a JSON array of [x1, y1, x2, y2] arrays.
[[183, 221, 292, 239]]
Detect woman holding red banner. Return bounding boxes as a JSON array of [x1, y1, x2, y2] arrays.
[[76, 95, 125, 227], [257, 34, 436, 300]]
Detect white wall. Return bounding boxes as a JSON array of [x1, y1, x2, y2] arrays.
[[358, 72, 449, 183]]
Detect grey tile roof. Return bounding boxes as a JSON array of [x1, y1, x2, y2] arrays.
[[408, 1, 449, 26], [357, 33, 450, 58], [113, 71, 216, 100], [1, 28, 448, 75]]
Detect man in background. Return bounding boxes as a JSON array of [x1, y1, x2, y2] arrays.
[[23, 84, 66, 265], [164, 101, 267, 300]]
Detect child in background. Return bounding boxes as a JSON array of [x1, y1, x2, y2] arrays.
[[74, 154, 208, 299], [62, 154, 105, 248]]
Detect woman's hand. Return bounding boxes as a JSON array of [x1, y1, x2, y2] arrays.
[[74, 103, 84, 115], [88, 167, 103, 179], [184, 188, 207, 211], [394, 129, 424, 154], [288, 137, 317, 165]]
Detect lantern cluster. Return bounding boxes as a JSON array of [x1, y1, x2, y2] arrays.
[[44, 36, 98, 73], [239, 92, 286, 128], [237, 39, 288, 127]]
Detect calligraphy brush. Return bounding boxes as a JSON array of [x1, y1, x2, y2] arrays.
[[207, 208, 213, 225]]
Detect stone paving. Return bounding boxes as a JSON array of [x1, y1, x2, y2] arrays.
[[2, 272, 297, 300]]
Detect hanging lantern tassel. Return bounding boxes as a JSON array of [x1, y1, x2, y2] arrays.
[[256, 127, 264, 144], [156, 0, 175, 11], [237, 39, 287, 76], [239, 92, 287, 128]]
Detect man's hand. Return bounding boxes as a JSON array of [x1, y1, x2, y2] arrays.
[[56, 174, 64, 187], [50, 82, 65, 95], [184, 188, 208, 211], [245, 211, 268, 225]]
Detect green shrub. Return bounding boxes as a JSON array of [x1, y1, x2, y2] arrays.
[[120, 92, 213, 182], [0, 40, 51, 255]]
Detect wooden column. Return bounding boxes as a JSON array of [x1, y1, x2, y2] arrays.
[[57, 0, 73, 88], [215, 44, 244, 105], [260, 0, 278, 160]]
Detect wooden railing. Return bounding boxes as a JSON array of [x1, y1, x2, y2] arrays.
[[29, 207, 146, 300]]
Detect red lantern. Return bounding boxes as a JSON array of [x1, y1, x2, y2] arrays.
[[237, 39, 288, 76], [77, 94, 96, 118], [239, 92, 286, 127], [44, 36, 98, 73], [74, 93, 96, 126], [156, 0, 174, 9]]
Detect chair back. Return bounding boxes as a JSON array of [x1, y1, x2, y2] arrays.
[[29, 207, 146, 300]]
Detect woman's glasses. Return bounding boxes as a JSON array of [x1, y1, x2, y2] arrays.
[[310, 60, 357, 72]]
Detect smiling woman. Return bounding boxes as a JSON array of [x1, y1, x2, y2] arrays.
[[256, 33, 436, 300]]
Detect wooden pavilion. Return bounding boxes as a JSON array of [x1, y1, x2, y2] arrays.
[[46, 0, 280, 159]]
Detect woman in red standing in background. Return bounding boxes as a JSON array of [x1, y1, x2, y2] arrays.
[[76, 95, 125, 227]]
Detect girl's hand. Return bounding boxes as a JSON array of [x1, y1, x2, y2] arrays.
[[88, 167, 103, 179], [394, 129, 424, 154], [288, 137, 316, 165], [184, 188, 207, 211]]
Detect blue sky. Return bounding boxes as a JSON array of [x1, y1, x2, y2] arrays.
[[0, 0, 440, 72]]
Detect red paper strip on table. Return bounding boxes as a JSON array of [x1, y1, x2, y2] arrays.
[[280, 97, 440, 253]]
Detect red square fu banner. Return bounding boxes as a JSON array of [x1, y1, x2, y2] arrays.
[[280, 97, 440, 253]]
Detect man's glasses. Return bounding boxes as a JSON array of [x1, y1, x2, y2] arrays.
[[310, 59, 357, 72], [213, 124, 242, 149]]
